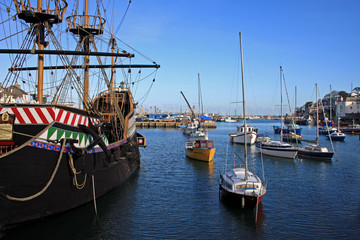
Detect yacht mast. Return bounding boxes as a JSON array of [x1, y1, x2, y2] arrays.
[[198, 73, 200, 118], [316, 83, 319, 145], [295, 85, 297, 119], [330, 84, 332, 123], [239, 32, 248, 180], [280, 66, 283, 142]]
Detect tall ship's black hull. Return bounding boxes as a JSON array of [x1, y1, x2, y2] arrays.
[[0, 0, 158, 228], [0, 104, 142, 227], [0, 139, 139, 226]]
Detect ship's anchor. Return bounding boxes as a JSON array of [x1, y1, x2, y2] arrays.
[[67, 124, 111, 165], [78, 124, 110, 161]]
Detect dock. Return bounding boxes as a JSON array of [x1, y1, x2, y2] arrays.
[[136, 121, 216, 129]]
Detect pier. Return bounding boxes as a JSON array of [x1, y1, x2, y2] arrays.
[[136, 121, 216, 128]]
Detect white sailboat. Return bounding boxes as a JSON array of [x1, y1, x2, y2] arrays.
[[257, 66, 297, 159], [181, 74, 209, 142], [298, 84, 335, 160], [219, 32, 266, 209], [326, 92, 345, 141]]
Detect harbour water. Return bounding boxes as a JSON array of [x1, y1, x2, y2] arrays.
[[1, 120, 359, 239]]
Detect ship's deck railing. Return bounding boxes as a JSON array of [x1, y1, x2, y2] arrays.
[[13, 0, 67, 22], [66, 15, 105, 35]]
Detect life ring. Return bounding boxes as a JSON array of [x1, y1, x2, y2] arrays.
[[2, 112, 9, 122]]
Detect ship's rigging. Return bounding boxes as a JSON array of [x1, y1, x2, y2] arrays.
[[0, 0, 159, 109]]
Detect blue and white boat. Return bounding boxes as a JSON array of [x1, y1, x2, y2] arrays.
[[325, 118, 346, 141], [298, 84, 334, 161], [326, 131, 345, 141], [258, 66, 298, 159], [257, 140, 298, 158], [318, 126, 337, 135], [273, 124, 302, 135]]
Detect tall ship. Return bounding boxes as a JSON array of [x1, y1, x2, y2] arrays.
[[0, 0, 159, 227]]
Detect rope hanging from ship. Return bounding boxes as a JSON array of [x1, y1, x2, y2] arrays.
[[0, 127, 108, 200], [1, 137, 68, 202], [68, 152, 87, 189]]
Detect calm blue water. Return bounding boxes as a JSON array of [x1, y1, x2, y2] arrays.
[[2, 120, 360, 239]]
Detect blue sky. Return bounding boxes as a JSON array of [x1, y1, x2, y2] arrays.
[[117, 0, 360, 115], [0, 0, 359, 116]]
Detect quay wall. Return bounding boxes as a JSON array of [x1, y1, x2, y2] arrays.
[[136, 121, 216, 129]]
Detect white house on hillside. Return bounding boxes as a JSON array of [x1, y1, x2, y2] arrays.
[[336, 93, 360, 120]]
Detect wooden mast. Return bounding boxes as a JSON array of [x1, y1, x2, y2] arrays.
[[83, 0, 90, 108], [110, 11, 115, 92], [13, 0, 67, 104], [37, 0, 44, 104]]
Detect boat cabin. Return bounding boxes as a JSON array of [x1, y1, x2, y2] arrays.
[[194, 139, 214, 149], [222, 168, 261, 193], [236, 125, 257, 133], [303, 144, 329, 152]]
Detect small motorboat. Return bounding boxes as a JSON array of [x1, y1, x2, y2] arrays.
[[187, 128, 208, 142], [185, 139, 216, 162], [229, 125, 257, 145]]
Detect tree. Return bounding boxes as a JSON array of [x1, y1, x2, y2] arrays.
[[353, 87, 360, 94], [338, 91, 349, 100]]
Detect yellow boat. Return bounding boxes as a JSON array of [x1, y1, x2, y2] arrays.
[[185, 139, 216, 162]]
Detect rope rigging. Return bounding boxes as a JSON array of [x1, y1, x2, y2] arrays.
[[2, 26, 35, 89], [137, 74, 157, 107], [0, 0, 158, 110], [317, 87, 338, 160]]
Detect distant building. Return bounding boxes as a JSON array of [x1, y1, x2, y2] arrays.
[[335, 93, 360, 121], [322, 90, 342, 121], [300, 101, 316, 116], [0, 84, 29, 103]]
